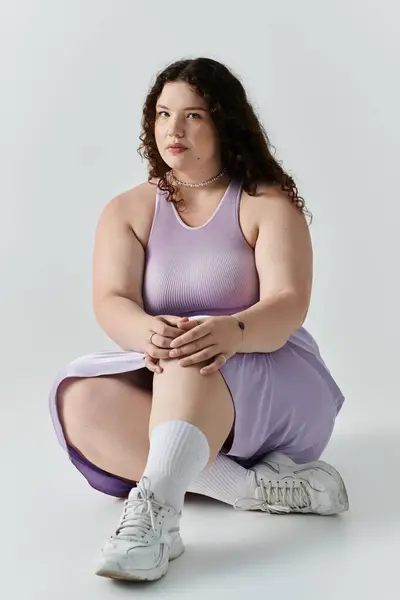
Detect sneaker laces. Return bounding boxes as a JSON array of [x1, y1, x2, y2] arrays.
[[234, 477, 311, 514], [114, 477, 161, 541]]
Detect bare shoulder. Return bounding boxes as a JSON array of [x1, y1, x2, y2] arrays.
[[238, 182, 309, 249], [243, 181, 304, 213], [242, 182, 309, 230], [102, 180, 158, 248], [110, 180, 157, 217]]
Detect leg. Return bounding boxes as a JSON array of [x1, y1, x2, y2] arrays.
[[133, 357, 235, 510], [150, 358, 234, 460], [96, 358, 236, 582], [59, 367, 348, 516], [136, 357, 235, 510], [59, 364, 234, 487], [59, 369, 257, 505], [59, 370, 152, 482]]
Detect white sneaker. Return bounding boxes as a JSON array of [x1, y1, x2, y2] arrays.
[[95, 477, 185, 582], [234, 452, 349, 516]]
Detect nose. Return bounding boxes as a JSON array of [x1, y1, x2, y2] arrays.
[[168, 115, 184, 138]]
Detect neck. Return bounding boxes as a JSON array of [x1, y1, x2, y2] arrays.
[[171, 164, 224, 186], [173, 174, 231, 207]]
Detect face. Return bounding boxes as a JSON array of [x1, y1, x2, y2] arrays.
[[154, 81, 221, 178]]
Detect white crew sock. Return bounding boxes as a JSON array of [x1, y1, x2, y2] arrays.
[[188, 453, 257, 506], [140, 420, 210, 512]]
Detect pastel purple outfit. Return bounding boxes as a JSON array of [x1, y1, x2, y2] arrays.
[[49, 179, 345, 497]]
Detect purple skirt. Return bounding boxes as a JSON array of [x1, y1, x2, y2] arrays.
[[49, 323, 344, 499]]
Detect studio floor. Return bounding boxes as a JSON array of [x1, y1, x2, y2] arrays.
[[2, 388, 397, 600]]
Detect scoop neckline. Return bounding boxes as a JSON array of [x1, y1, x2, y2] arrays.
[[169, 179, 234, 231]]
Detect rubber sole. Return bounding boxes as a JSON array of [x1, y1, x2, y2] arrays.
[[95, 538, 185, 582]]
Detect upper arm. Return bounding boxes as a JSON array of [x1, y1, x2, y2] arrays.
[[92, 192, 146, 312], [254, 188, 313, 317]]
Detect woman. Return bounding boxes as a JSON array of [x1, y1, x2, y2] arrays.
[[49, 57, 348, 582]]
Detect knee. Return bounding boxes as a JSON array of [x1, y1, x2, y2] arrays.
[[158, 357, 209, 375], [157, 357, 181, 373]]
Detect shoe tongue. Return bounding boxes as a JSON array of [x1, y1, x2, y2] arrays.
[[128, 486, 143, 501], [117, 488, 156, 539], [130, 482, 167, 506]]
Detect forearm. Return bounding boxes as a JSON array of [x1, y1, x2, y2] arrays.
[[233, 292, 306, 353], [94, 295, 154, 353]]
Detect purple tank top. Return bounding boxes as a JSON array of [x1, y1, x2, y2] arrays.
[[142, 178, 344, 404], [143, 179, 259, 318]]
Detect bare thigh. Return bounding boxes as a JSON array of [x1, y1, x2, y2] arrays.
[[58, 368, 153, 481]]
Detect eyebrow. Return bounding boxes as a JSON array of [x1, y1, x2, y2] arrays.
[[156, 104, 208, 111]]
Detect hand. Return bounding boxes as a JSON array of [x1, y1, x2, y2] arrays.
[[144, 315, 198, 374], [168, 316, 242, 375]]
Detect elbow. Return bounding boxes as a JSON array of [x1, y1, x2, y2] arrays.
[[285, 290, 310, 328], [275, 293, 309, 349], [92, 293, 118, 328]]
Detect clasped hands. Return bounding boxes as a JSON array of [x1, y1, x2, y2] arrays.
[[144, 315, 242, 376]]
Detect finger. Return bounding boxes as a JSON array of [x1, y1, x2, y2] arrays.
[[170, 324, 208, 349], [176, 320, 199, 331], [160, 315, 189, 327], [149, 333, 176, 350], [144, 355, 163, 374], [150, 330, 189, 350], [200, 355, 227, 375], [169, 334, 213, 358], [146, 344, 172, 360], [153, 320, 186, 339], [177, 346, 218, 367]]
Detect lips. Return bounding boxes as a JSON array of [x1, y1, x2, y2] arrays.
[[167, 144, 187, 150], [167, 144, 188, 156]]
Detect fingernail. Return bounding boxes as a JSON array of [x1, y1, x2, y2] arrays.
[[170, 350, 178, 357]]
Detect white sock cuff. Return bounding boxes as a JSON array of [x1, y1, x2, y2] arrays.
[[149, 420, 210, 477], [141, 420, 211, 510]]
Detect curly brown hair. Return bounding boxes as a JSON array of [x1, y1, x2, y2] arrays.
[[138, 57, 312, 223]]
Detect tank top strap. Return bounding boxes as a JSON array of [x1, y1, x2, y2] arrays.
[[151, 178, 243, 237], [153, 183, 180, 227], [189, 177, 243, 230], [213, 178, 243, 230]]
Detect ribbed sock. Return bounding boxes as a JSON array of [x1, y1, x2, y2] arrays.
[[140, 420, 210, 512], [188, 452, 257, 506]]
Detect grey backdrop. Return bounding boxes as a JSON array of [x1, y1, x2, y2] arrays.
[[1, 1, 398, 598], [2, 1, 398, 435]]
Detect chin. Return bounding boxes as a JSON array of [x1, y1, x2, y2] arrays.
[[162, 154, 191, 170]]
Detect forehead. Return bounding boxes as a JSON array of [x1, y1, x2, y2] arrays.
[[157, 82, 207, 109]]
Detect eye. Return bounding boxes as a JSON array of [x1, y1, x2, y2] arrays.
[[187, 113, 201, 119], [157, 111, 169, 118]]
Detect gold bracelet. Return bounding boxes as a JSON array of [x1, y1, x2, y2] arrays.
[[231, 316, 245, 351]]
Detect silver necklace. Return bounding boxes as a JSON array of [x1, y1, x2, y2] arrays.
[[170, 167, 227, 188]]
